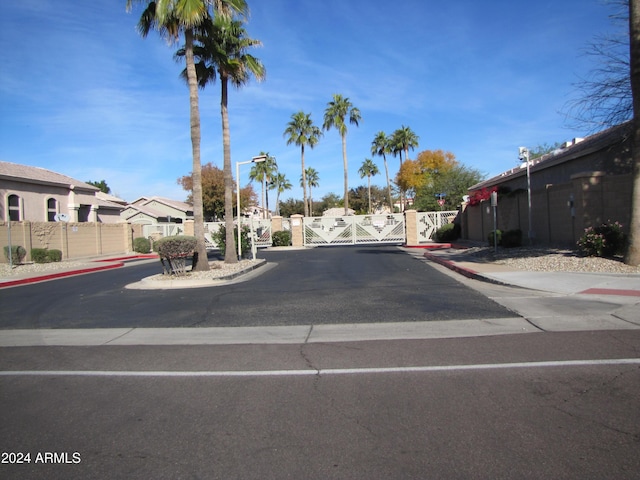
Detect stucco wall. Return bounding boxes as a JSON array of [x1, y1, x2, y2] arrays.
[[1, 221, 133, 263]]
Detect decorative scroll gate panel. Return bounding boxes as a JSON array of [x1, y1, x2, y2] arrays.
[[303, 214, 406, 246], [416, 211, 458, 243]]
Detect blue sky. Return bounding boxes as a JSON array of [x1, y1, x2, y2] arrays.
[[0, 0, 620, 204]]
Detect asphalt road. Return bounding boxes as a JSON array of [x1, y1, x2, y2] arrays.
[[1, 331, 639, 480], [2, 246, 639, 479], [0, 246, 516, 329]]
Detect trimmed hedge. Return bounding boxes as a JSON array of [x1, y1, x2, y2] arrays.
[[155, 235, 197, 276], [133, 237, 151, 254], [272, 230, 291, 247], [155, 235, 197, 258], [488, 229, 522, 248], [434, 223, 461, 242], [3, 245, 26, 264], [31, 248, 63, 263]]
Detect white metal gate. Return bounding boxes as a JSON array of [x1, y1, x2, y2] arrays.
[[416, 211, 458, 243], [303, 214, 406, 246], [204, 219, 272, 249]]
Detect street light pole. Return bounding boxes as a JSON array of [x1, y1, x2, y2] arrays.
[[236, 155, 267, 260], [518, 147, 533, 244]]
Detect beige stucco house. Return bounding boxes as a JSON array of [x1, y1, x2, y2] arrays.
[[120, 196, 194, 225], [0, 161, 124, 223]]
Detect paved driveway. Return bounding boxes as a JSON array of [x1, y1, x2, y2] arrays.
[[0, 246, 515, 329]]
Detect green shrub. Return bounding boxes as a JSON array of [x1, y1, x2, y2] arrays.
[[31, 248, 50, 263], [577, 221, 626, 257], [210, 225, 250, 257], [31, 248, 64, 263], [48, 249, 62, 262], [501, 229, 522, 248], [488, 230, 502, 247], [434, 223, 461, 242], [3, 245, 26, 264], [155, 235, 197, 275], [272, 230, 291, 247], [133, 237, 151, 254]]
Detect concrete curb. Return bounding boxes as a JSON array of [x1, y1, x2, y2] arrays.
[[0, 254, 158, 289], [127, 259, 269, 290], [422, 251, 513, 287]]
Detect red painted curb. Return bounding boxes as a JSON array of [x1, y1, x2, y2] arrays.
[[0, 262, 124, 288], [579, 288, 640, 297]]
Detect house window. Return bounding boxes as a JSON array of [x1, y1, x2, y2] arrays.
[[78, 205, 90, 222], [8, 194, 21, 221], [47, 198, 57, 222]]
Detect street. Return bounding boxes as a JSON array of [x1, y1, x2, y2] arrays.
[[0, 246, 515, 328], [1, 246, 639, 479]]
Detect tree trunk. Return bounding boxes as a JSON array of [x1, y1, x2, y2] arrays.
[[301, 145, 308, 217], [185, 28, 209, 271], [367, 176, 372, 214], [627, 0, 640, 265], [342, 134, 349, 215], [221, 75, 238, 264], [383, 154, 393, 213]]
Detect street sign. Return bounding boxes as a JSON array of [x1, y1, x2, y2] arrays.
[[437, 199, 445, 206]]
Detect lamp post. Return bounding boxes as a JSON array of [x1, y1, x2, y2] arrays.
[[236, 155, 267, 260], [518, 146, 533, 244]]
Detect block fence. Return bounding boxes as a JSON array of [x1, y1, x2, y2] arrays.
[[1, 221, 144, 263]]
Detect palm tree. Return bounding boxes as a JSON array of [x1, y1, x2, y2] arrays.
[[269, 172, 292, 216], [391, 125, 419, 211], [323, 94, 361, 215], [300, 167, 319, 216], [391, 125, 419, 167], [371, 131, 394, 213], [283, 111, 323, 216], [358, 159, 380, 214], [177, 15, 265, 263], [127, 0, 247, 270], [249, 152, 277, 218], [628, 0, 640, 265]]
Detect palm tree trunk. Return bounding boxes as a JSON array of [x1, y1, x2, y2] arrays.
[[185, 28, 209, 272], [301, 146, 308, 217], [342, 134, 349, 215], [627, 0, 640, 265], [367, 176, 372, 214], [221, 74, 238, 264], [383, 154, 393, 213]]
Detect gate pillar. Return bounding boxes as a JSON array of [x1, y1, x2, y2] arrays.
[[404, 209, 419, 246], [291, 214, 304, 247]]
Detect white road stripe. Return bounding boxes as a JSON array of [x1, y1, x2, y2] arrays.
[[1, 358, 639, 378]]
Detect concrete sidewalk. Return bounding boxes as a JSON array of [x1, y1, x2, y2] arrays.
[[421, 246, 640, 297]]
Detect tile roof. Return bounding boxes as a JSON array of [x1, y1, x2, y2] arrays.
[[0, 161, 99, 191]]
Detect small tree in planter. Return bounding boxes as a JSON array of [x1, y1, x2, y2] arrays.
[[155, 236, 197, 276]]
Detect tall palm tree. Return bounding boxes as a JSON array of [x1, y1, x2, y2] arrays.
[[371, 131, 394, 213], [127, 0, 247, 271], [300, 167, 319, 216], [391, 125, 419, 211], [249, 152, 277, 218], [628, 0, 640, 265], [284, 111, 323, 217], [358, 159, 380, 214], [269, 172, 292, 216], [392, 125, 419, 167], [177, 15, 265, 263], [323, 94, 361, 215]]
